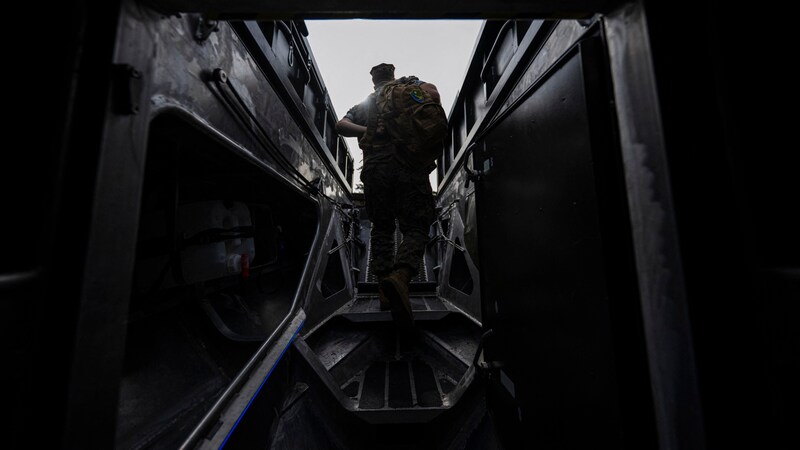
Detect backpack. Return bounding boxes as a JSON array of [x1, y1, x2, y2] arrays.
[[371, 76, 448, 170]]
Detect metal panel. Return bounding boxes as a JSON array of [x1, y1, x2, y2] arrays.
[[145, 0, 619, 19], [604, 4, 705, 450], [474, 43, 623, 448]]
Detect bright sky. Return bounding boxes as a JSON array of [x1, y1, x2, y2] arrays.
[[305, 19, 485, 191]]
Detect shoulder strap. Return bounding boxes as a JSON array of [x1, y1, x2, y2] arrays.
[[366, 92, 379, 129]]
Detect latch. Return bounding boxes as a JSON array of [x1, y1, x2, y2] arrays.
[[195, 14, 220, 42], [473, 329, 505, 374], [464, 166, 482, 189], [463, 142, 489, 188]]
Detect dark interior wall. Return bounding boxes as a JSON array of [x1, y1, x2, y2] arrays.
[[4, 2, 124, 449], [643, 2, 798, 449], [473, 31, 654, 448]]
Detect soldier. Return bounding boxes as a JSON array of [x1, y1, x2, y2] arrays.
[[335, 63, 440, 328]]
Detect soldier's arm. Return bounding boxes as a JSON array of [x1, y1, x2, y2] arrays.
[[335, 117, 367, 138], [420, 82, 441, 104]]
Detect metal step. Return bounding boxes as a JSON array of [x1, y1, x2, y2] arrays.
[[297, 313, 480, 424], [341, 294, 452, 322], [341, 356, 446, 411], [357, 281, 438, 294]]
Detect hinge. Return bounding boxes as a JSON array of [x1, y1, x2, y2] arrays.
[[111, 64, 142, 115]]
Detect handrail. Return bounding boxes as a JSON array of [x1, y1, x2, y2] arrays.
[[276, 20, 311, 85], [478, 20, 515, 83], [472, 329, 495, 368], [276, 21, 330, 108]]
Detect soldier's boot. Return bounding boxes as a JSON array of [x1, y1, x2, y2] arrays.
[[378, 283, 391, 311], [380, 266, 414, 328], [375, 272, 391, 311]]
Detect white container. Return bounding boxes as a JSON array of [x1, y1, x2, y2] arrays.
[[178, 200, 256, 284]]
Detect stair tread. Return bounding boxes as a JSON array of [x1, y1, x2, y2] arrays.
[[347, 295, 448, 312], [354, 358, 445, 411], [357, 281, 437, 294]]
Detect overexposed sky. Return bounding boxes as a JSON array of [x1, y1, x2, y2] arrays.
[[305, 19, 484, 190]]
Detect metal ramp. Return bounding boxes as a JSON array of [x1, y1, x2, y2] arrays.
[[295, 293, 481, 424]]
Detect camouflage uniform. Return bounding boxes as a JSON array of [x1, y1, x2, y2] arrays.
[[345, 79, 436, 279]]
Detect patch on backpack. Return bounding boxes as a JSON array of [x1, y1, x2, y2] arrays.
[[409, 88, 425, 103]]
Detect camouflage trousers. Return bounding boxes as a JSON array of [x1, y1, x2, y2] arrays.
[[361, 158, 435, 279]]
